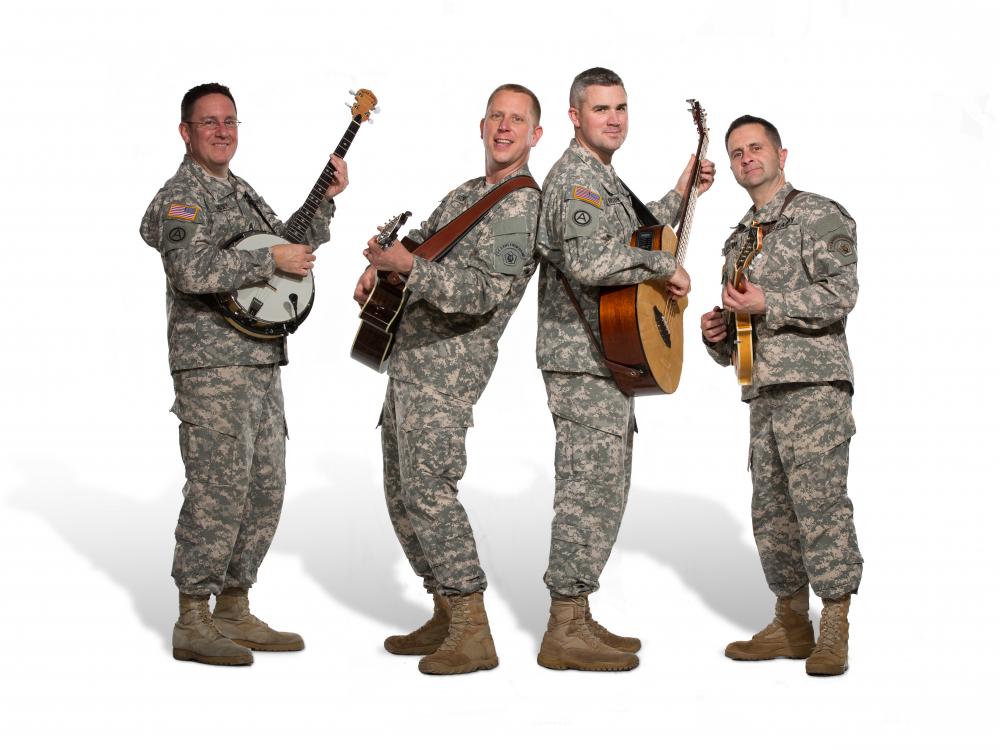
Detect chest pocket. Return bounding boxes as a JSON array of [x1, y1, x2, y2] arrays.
[[754, 222, 803, 286], [491, 216, 531, 276], [606, 194, 635, 242]]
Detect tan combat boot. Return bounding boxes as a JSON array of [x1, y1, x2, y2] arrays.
[[806, 596, 850, 676], [385, 592, 451, 655], [173, 593, 253, 666], [418, 592, 498, 675], [725, 586, 815, 660], [537, 596, 639, 672], [585, 596, 641, 653], [213, 587, 304, 652]]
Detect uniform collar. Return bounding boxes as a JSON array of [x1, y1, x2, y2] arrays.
[[183, 155, 241, 201], [568, 138, 620, 194], [739, 182, 796, 228], [458, 164, 533, 204]]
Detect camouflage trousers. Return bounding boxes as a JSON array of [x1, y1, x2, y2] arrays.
[[749, 382, 863, 600], [542, 371, 635, 597], [380, 378, 485, 596], [170, 365, 286, 597]]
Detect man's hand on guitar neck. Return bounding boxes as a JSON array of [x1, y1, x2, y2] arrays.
[[363, 236, 414, 275], [722, 280, 766, 315], [675, 154, 717, 199], [272, 244, 316, 277]]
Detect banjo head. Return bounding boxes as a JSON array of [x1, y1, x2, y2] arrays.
[[223, 232, 315, 334]]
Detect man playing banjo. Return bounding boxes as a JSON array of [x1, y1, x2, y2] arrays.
[[140, 82, 348, 666]]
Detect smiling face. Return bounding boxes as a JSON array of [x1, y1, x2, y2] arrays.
[[727, 123, 787, 204], [179, 93, 238, 177], [569, 84, 628, 164], [480, 90, 542, 182]]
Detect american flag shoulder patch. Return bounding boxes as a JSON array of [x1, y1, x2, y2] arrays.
[[166, 202, 201, 222], [570, 185, 602, 209]]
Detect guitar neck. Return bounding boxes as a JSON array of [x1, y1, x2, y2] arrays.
[[674, 129, 709, 266], [283, 116, 362, 244]]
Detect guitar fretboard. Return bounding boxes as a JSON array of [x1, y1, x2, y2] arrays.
[[284, 117, 362, 244]]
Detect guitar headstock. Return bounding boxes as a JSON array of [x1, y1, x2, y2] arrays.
[[376, 211, 412, 248], [687, 99, 708, 137], [349, 88, 379, 123]]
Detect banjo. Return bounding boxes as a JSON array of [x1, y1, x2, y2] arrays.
[[213, 89, 377, 339]]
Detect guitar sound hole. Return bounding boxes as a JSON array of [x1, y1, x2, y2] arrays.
[[654, 307, 671, 348]]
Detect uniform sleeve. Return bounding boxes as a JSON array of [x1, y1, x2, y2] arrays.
[[404, 197, 449, 246], [645, 189, 682, 227], [404, 191, 538, 316], [284, 197, 336, 248], [538, 181, 676, 287], [763, 207, 858, 331], [142, 194, 276, 295]]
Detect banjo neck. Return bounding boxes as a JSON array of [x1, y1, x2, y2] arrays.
[[283, 88, 378, 244]]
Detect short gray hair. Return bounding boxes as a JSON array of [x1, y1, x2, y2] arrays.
[[570, 67, 624, 109]]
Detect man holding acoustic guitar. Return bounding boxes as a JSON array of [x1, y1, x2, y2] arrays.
[[700, 115, 862, 676], [141, 83, 349, 666], [353, 84, 542, 676], [534, 68, 715, 671]]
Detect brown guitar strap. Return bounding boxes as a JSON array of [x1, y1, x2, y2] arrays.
[[752, 188, 802, 239], [409, 174, 540, 263]]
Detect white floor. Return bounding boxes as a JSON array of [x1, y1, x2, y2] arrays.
[[3, 2, 997, 747]]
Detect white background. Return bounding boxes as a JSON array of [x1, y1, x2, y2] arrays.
[[2, 1, 996, 747]]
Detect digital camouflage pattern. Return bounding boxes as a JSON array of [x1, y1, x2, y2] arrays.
[[749, 382, 862, 600], [542, 371, 634, 597], [390, 167, 540, 403], [171, 364, 286, 596], [381, 169, 541, 595], [704, 183, 857, 401], [142, 155, 334, 597], [534, 139, 681, 596], [535, 139, 681, 376], [703, 182, 862, 600], [381, 379, 482, 596], [140, 155, 335, 373]]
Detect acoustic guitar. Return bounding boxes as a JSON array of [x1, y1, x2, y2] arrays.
[[350, 212, 413, 373], [597, 99, 708, 396], [212, 89, 378, 339]]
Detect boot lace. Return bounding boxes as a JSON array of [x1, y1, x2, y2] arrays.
[[438, 602, 470, 652]]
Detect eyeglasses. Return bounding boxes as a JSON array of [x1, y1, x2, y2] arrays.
[[185, 118, 241, 131]]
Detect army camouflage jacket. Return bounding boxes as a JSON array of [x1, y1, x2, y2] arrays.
[[141, 155, 335, 373], [389, 166, 541, 404], [536, 139, 682, 376], [705, 183, 858, 401]]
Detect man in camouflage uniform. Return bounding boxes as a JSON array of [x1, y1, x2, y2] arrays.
[[535, 68, 715, 671], [700, 115, 862, 676], [141, 83, 348, 666], [353, 84, 543, 675]]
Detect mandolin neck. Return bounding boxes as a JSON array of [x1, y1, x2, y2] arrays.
[[283, 116, 362, 244]]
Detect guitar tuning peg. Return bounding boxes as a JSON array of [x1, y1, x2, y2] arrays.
[[373, 106, 381, 114], [349, 89, 357, 96]]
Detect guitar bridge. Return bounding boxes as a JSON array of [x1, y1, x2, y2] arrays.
[[654, 306, 671, 348]]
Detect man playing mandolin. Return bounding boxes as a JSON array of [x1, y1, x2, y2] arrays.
[[353, 84, 542, 676], [700, 115, 862, 676], [141, 82, 348, 666], [534, 67, 714, 671]]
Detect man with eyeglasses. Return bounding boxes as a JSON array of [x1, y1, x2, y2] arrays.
[[141, 82, 348, 666]]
